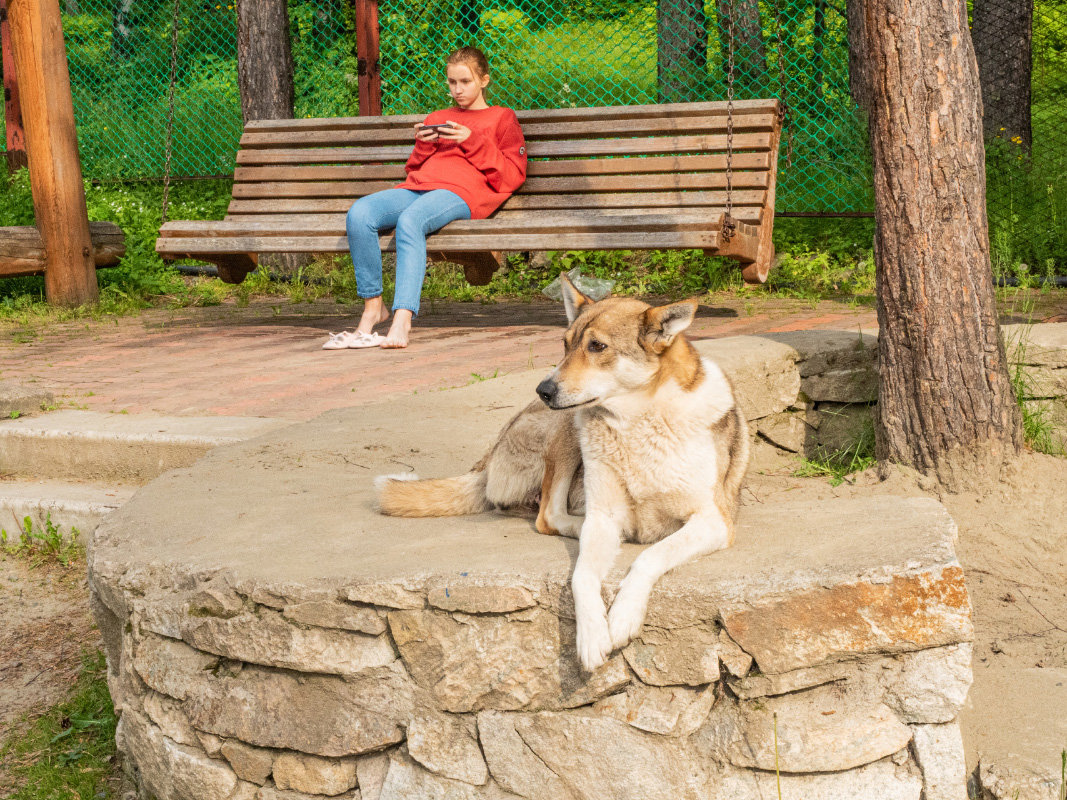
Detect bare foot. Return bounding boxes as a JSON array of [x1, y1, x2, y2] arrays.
[[356, 297, 390, 336], [380, 310, 412, 349]]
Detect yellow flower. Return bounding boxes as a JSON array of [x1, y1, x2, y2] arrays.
[[1011, 135, 1022, 144]]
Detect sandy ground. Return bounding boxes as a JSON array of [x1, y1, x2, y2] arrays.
[[748, 449, 1067, 794]]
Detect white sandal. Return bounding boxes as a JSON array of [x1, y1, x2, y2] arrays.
[[322, 330, 382, 350]]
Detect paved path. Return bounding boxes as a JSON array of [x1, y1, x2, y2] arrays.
[[0, 294, 988, 420]]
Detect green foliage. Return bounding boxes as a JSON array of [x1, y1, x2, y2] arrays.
[[1005, 319, 1067, 457], [0, 514, 81, 567], [0, 651, 117, 800]]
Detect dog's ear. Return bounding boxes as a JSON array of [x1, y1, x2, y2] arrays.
[[641, 299, 698, 352], [560, 272, 594, 324]]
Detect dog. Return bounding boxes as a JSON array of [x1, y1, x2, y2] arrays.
[[376, 274, 749, 670]]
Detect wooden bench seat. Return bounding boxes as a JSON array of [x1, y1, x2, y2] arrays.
[[157, 99, 783, 285]]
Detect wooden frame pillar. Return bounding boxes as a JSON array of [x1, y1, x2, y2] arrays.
[[7, 0, 97, 305], [354, 0, 381, 116], [1, 0, 28, 172]]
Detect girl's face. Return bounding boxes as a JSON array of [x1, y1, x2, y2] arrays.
[[447, 63, 490, 109]]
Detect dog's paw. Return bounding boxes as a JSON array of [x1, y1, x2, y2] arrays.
[[607, 581, 650, 650], [556, 514, 584, 539], [575, 612, 613, 671]]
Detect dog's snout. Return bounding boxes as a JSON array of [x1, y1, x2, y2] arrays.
[[536, 379, 558, 406]]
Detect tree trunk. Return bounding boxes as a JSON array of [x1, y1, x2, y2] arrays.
[[657, 0, 707, 103], [972, 0, 1033, 150], [236, 0, 305, 275], [237, 0, 294, 123], [846, 0, 1023, 488], [716, 0, 767, 96], [109, 0, 135, 62], [1, 0, 29, 172], [8, 0, 98, 305]]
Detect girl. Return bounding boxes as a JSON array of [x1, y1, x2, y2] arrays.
[[325, 47, 527, 350]]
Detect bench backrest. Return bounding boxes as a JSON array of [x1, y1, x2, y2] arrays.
[[231, 100, 782, 228]]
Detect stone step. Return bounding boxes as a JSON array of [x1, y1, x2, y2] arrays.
[[0, 478, 136, 539], [0, 410, 292, 484]]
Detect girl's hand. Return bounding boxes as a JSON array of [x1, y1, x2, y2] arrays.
[[414, 122, 440, 143], [437, 120, 471, 144]]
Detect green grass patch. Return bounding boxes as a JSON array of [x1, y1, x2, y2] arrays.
[[793, 417, 877, 486], [0, 515, 82, 568], [0, 651, 118, 800]]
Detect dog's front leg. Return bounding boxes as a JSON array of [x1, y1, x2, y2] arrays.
[[571, 470, 628, 671], [607, 508, 730, 650]]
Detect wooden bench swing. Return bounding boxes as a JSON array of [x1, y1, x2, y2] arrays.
[[156, 1, 784, 287], [157, 99, 783, 286]]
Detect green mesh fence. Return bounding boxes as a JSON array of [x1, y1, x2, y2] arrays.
[[0, 0, 1063, 261], [379, 0, 871, 214]]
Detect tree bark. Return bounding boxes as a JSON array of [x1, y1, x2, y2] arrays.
[[971, 0, 1033, 150], [109, 0, 135, 62], [846, 0, 1023, 488], [8, 0, 98, 305], [236, 0, 305, 275], [657, 0, 707, 103], [716, 0, 767, 95], [236, 0, 294, 124], [1, 0, 28, 172]]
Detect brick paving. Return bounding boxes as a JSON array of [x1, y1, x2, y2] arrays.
[[0, 296, 883, 420]]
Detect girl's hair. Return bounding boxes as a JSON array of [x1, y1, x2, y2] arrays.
[[446, 47, 490, 80]]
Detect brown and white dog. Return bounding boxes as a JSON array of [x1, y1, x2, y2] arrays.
[[377, 275, 749, 670]]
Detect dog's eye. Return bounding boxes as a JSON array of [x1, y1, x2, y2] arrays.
[[587, 339, 607, 353]]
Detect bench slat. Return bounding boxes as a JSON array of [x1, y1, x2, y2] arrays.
[[242, 99, 782, 132], [239, 114, 779, 149], [231, 172, 770, 200], [158, 230, 722, 254], [232, 153, 773, 184], [161, 214, 721, 239], [234, 133, 774, 165], [211, 209, 764, 229], [225, 189, 768, 215]]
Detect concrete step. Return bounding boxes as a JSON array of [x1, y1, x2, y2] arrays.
[[0, 410, 292, 484], [0, 478, 137, 539]]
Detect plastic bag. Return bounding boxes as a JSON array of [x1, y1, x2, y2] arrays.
[[541, 266, 615, 302]]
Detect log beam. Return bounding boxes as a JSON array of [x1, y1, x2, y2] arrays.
[[7, 0, 97, 305], [0, 221, 125, 277]]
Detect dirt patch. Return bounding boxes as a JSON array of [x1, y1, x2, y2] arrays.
[[0, 554, 99, 752], [748, 449, 1067, 792]]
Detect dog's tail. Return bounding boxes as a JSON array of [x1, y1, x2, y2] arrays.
[[375, 470, 491, 517]]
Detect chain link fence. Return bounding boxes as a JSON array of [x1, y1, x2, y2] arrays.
[[0, 0, 1063, 264]]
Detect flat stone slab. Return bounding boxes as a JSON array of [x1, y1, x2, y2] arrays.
[[0, 410, 291, 483], [0, 379, 53, 417], [0, 478, 135, 537], [89, 347, 974, 800]]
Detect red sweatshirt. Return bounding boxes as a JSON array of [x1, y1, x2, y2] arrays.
[[397, 105, 527, 219]]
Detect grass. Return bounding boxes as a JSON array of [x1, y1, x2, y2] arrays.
[[0, 650, 118, 800], [792, 419, 877, 486], [1001, 290, 1067, 457], [0, 514, 82, 568]]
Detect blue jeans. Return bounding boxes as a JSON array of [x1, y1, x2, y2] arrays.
[[346, 188, 471, 316]]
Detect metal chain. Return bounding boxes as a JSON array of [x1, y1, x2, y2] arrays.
[[160, 0, 182, 226], [771, 0, 792, 168], [723, 0, 736, 241]]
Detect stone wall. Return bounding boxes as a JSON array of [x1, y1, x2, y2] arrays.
[[91, 514, 974, 800], [715, 323, 1067, 458]]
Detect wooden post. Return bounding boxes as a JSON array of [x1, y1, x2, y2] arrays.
[[1, 0, 28, 172], [6, 0, 97, 305], [354, 0, 381, 116]]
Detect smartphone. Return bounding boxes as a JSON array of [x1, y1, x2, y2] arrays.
[[420, 123, 454, 132]]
